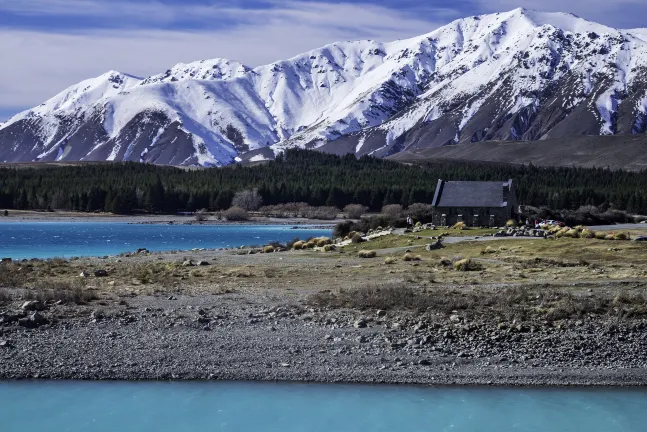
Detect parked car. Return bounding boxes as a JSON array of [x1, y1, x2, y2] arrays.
[[634, 236, 647, 242]]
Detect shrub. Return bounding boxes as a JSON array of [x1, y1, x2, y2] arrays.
[[407, 203, 434, 222], [382, 204, 403, 218], [594, 231, 607, 240], [351, 233, 364, 244], [613, 232, 628, 241], [506, 219, 517, 227], [605, 234, 615, 240], [384, 257, 397, 265], [224, 206, 249, 221], [263, 245, 275, 253], [452, 222, 467, 230], [481, 246, 496, 255], [292, 241, 305, 250], [453, 258, 482, 272], [343, 204, 368, 219], [358, 250, 377, 258], [403, 253, 422, 262], [333, 220, 354, 238]]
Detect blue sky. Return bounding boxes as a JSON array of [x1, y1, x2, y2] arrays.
[[1, 0, 646, 121]]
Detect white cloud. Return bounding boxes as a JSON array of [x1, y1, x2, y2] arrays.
[[0, 1, 450, 117]]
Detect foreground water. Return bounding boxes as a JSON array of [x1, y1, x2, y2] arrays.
[[1, 381, 646, 431], [0, 222, 332, 259]]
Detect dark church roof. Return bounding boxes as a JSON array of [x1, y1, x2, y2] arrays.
[[432, 180, 513, 208]]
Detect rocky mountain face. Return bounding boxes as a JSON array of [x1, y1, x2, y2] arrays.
[[2, 8, 647, 166]]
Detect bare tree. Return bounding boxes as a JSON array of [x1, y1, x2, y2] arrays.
[[231, 189, 263, 211], [194, 208, 208, 222]]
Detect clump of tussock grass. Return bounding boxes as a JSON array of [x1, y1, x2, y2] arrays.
[[263, 245, 275, 253], [23, 279, 97, 305], [453, 258, 482, 272], [594, 231, 608, 240], [580, 229, 595, 239], [351, 233, 364, 244], [452, 221, 467, 230], [384, 257, 397, 265], [323, 244, 336, 252], [292, 241, 305, 250], [358, 250, 377, 259], [506, 219, 517, 228], [402, 253, 422, 262]]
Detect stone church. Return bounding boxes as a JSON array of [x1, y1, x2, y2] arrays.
[[430, 179, 519, 227]]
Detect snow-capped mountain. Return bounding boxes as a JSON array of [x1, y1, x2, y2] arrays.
[[2, 8, 647, 166]]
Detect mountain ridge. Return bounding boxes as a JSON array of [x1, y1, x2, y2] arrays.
[[2, 8, 647, 166]]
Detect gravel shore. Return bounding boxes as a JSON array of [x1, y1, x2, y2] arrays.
[[2, 291, 646, 386]]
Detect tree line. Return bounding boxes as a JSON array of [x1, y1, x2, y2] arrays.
[[0, 149, 646, 214]]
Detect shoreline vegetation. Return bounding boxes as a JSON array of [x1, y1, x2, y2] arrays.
[[2, 223, 647, 386]]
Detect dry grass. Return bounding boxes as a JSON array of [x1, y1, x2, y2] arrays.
[[23, 279, 97, 305], [402, 253, 422, 262], [453, 258, 482, 272], [292, 241, 305, 250], [308, 282, 647, 321], [358, 250, 377, 258]]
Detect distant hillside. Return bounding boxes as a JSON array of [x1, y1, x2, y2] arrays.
[[387, 135, 647, 171]]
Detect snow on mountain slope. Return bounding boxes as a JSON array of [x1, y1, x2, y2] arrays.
[[2, 8, 647, 166]]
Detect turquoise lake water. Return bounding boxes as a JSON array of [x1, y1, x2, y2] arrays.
[[1, 381, 646, 431], [0, 222, 332, 259]]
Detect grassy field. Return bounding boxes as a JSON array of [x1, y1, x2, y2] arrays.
[[2, 231, 647, 322]]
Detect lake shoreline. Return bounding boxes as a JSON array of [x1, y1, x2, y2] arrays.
[[2, 284, 647, 387], [0, 210, 343, 227]]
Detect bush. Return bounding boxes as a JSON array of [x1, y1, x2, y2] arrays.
[[384, 257, 397, 265], [343, 204, 368, 219], [334, 220, 354, 238], [594, 231, 607, 240], [452, 222, 467, 230], [407, 203, 434, 222], [358, 250, 377, 258], [351, 233, 364, 244], [224, 206, 249, 221], [382, 204, 403, 218], [453, 258, 482, 272], [263, 245, 275, 253], [506, 219, 517, 227], [613, 232, 628, 241]]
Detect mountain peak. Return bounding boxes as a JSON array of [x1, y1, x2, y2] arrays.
[[2, 10, 647, 166]]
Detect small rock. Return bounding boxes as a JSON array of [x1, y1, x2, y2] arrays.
[[136, 248, 149, 254], [182, 260, 196, 267], [94, 269, 109, 277], [418, 359, 431, 366], [0, 340, 13, 348], [21, 300, 45, 312], [79, 271, 90, 278], [280, 363, 290, 368], [376, 310, 386, 317], [354, 318, 367, 328], [197, 260, 210, 266]]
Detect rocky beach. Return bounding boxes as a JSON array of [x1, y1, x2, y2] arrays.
[[2, 235, 647, 386]]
